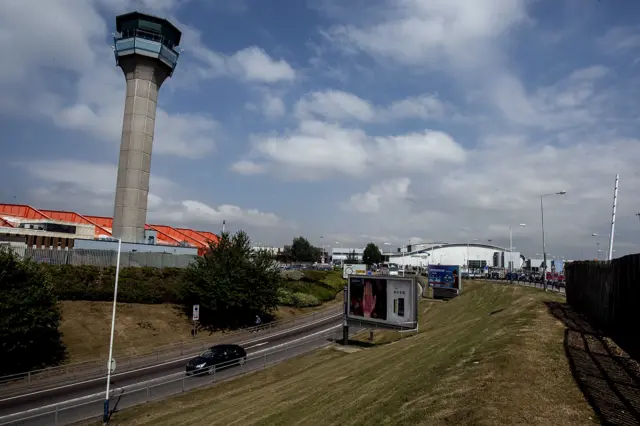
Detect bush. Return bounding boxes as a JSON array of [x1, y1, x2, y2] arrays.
[[183, 231, 282, 330], [291, 292, 321, 308], [42, 264, 186, 304], [0, 248, 66, 375]]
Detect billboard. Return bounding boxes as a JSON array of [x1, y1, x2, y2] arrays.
[[428, 265, 461, 291], [346, 275, 418, 330], [343, 263, 367, 279]]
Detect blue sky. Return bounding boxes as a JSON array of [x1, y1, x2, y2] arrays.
[[1, 0, 640, 259]]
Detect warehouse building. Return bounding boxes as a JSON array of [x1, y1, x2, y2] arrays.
[[388, 243, 523, 270]]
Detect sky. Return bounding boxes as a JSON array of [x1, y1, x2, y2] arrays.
[[1, 0, 640, 260]]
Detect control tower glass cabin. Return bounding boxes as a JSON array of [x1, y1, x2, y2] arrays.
[[113, 12, 182, 74]]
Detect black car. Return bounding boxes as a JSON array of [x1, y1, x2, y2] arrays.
[[185, 344, 247, 376]]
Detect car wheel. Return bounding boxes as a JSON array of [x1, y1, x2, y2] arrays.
[[207, 366, 215, 375], [239, 357, 246, 365]]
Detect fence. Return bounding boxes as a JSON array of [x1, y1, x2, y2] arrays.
[[565, 253, 640, 353], [0, 306, 343, 392], [0, 328, 343, 426], [11, 246, 197, 268]]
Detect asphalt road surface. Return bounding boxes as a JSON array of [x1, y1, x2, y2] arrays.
[[0, 307, 342, 398], [0, 317, 348, 426]]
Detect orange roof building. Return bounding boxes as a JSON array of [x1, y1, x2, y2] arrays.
[[0, 203, 218, 253]]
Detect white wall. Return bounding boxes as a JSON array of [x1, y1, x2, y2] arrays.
[[388, 245, 523, 269]]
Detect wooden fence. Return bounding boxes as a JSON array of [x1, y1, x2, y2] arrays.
[[565, 253, 640, 346]]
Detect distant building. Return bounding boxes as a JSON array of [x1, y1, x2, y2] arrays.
[[387, 243, 524, 270], [0, 204, 218, 255], [331, 247, 364, 262]]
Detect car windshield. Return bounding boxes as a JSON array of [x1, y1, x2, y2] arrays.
[[200, 349, 213, 357]]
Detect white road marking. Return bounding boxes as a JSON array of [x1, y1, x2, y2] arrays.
[[0, 323, 342, 422], [0, 313, 341, 404], [244, 342, 269, 350]]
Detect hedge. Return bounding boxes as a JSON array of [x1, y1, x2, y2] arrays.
[[40, 265, 345, 306], [41, 264, 186, 304]]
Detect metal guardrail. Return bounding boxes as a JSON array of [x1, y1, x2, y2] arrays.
[[0, 305, 343, 389], [0, 326, 343, 426]]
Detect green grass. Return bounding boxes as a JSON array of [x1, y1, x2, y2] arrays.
[[101, 281, 595, 426], [278, 270, 346, 307]]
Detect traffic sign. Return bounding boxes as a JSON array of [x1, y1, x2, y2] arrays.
[[193, 304, 200, 321], [110, 358, 116, 373]]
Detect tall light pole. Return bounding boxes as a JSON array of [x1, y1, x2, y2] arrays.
[[607, 174, 619, 262], [509, 224, 526, 281], [540, 191, 567, 291], [103, 239, 122, 424]]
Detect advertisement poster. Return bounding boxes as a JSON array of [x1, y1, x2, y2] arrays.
[[343, 263, 367, 279], [347, 276, 417, 329], [429, 265, 461, 290]]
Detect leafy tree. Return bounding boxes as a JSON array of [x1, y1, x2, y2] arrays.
[[362, 243, 382, 267], [345, 250, 359, 263], [184, 231, 282, 330], [0, 248, 66, 376], [290, 237, 320, 262]]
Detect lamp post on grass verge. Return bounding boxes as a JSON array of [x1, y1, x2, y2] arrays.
[[103, 239, 122, 425]]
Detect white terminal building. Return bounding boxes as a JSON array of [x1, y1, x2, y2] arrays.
[[386, 243, 523, 271], [330, 247, 364, 262]]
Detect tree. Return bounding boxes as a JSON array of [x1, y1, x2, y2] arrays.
[[345, 250, 358, 263], [290, 237, 320, 263], [362, 243, 382, 267], [184, 231, 282, 330], [0, 248, 66, 376]]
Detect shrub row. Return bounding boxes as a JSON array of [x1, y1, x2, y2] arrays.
[[42, 264, 186, 304], [40, 264, 345, 306]]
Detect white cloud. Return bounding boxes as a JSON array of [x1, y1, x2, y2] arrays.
[[487, 65, 612, 130], [342, 178, 413, 214], [16, 160, 286, 229], [239, 120, 466, 180], [262, 93, 286, 118], [325, 0, 529, 69], [185, 28, 296, 84], [230, 160, 266, 175], [154, 200, 282, 228], [597, 26, 640, 55], [0, 0, 219, 158], [293, 90, 448, 123], [294, 90, 376, 122], [337, 134, 640, 254]]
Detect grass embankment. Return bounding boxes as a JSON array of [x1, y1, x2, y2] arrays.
[[101, 280, 596, 426], [60, 270, 344, 363]]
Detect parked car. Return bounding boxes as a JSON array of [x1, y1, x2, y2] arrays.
[[185, 344, 247, 376]]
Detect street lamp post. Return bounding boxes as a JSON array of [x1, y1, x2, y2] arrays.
[[103, 239, 122, 424], [540, 191, 566, 291], [509, 224, 526, 282]]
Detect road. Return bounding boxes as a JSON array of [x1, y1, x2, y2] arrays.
[[0, 315, 348, 426], [0, 307, 342, 397]]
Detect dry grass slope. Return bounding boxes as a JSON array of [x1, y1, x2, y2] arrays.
[[102, 281, 597, 426], [60, 300, 342, 363]]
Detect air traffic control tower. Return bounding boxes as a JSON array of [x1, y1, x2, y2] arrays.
[[111, 12, 182, 243]]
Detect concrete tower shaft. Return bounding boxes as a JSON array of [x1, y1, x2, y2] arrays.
[[112, 12, 181, 243], [112, 56, 170, 243]]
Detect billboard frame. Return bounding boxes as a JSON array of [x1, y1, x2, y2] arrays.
[[345, 275, 419, 331]]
